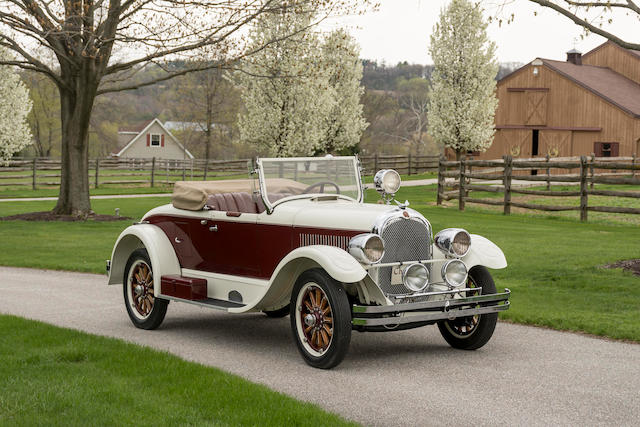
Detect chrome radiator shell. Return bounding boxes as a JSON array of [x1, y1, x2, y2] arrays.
[[372, 209, 432, 296]]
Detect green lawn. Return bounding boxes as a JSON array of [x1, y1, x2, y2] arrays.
[[1, 188, 639, 342], [0, 315, 356, 426]]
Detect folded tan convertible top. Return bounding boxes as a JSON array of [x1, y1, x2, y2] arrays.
[[172, 179, 307, 211]]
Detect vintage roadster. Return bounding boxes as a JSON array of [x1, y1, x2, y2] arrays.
[[107, 156, 510, 368]]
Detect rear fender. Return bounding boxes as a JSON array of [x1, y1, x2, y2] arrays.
[[107, 224, 181, 294]]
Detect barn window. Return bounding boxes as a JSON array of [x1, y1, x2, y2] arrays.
[[150, 134, 161, 147], [594, 142, 619, 157]]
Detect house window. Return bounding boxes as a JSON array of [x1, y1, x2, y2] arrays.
[[151, 134, 161, 147], [594, 142, 619, 157]]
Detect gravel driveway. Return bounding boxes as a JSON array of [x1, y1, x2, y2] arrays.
[[1, 266, 638, 426]]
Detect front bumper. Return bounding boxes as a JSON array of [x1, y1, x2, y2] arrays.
[[351, 288, 510, 327]]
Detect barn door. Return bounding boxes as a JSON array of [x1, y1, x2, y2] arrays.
[[525, 91, 548, 126]]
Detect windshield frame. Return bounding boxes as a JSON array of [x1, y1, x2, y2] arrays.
[[255, 156, 363, 214]]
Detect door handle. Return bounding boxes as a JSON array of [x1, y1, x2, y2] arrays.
[[209, 225, 218, 232], [174, 237, 182, 243]]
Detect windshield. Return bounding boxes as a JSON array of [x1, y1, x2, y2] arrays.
[[257, 157, 362, 210]]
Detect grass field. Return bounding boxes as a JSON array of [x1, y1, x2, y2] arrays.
[[0, 315, 355, 426], [1, 186, 639, 341]]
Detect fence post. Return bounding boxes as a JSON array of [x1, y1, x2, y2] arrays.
[[374, 153, 378, 173], [182, 160, 186, 181], [150, 157, 156, 187], [166, 160, 169, 185], [437, 155, 445, 206], [407, 153, 412, 175], [94, 158, 100, 188], [589, 153, 595, 189], [466, 156, 472, 199], [545, 154, 550, 191], [32, 158, 37, 190], [633, 153, 636, 179], [204, 159, 209, 180], [503, 155, 512, 215], [458, 156, 466, 211], [580, 155, 588, 222]]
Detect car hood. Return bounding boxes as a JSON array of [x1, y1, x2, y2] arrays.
[[282, 198, 397, 231]]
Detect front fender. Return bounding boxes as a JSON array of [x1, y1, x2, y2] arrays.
[[432, 234, 507, 271], [107, 224, 181, 292], [244, 245, 367, 313]]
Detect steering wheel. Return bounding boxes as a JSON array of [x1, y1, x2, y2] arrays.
[[302, 181, 341, 194]]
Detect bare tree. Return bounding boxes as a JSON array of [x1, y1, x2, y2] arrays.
[[526, 1, 640, 50], [0, 0, 367, 216]]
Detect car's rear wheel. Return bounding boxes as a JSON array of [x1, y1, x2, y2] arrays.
[[437, 266, 498, 350], [123, 248, 168, 330], [290, 269, 351, 369]]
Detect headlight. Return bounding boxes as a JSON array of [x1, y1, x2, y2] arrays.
[[441, 259, 468, 287], [434, 228, 471, 257], [348, 233, 384, 264], [403, 263, 429, 292], [374, 169, 401, 196]]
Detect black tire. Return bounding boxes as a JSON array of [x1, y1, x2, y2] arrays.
[[264, 305, 290, 318], [123, 248, 168, 330], [290, 269, 352, 369], [437, 266, 498, 350]]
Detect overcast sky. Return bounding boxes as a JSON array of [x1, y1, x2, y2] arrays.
[[330, 0, 639, 65]]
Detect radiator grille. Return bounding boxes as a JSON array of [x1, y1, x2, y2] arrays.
[[377, 218, 431, 296], [299, 233, 350, 251]]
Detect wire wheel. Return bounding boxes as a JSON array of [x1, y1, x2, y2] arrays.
[[296, 283, 333, 356], [444, 275, 481, 338], [127, 260, 155, 319]]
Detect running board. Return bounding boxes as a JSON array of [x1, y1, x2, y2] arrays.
[[160, 295, 246, 311]]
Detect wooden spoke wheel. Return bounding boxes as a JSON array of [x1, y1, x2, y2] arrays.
[[437, 266, 498, 350], [298, 284, 334, 353], [123, 249, 168, 330], [290, 269, 351, 369]]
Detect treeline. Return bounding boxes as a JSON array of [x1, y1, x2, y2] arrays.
[[21, 60, 522, 159]]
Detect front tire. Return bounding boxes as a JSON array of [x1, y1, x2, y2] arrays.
[[290, 269, 351, 369], [123, 248, 168, 330], [437, 266, 498, 350]]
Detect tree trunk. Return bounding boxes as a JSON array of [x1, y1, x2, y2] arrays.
[[455, 149, 462, 161], [53, 77, 98, 217]]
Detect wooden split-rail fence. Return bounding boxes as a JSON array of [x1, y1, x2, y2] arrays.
[[437, 154, 640, 221], [0, 154, 440, 191]]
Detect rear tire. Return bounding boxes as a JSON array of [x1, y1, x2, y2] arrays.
[[123, 248, 168, 330], [437, 266, 498, 350], [290, 269, 351, 369]]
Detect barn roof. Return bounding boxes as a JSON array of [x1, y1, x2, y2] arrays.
[[541, 59, 640, 118]]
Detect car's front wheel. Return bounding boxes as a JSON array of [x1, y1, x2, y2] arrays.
[[123, 248, 168, 330], [437, 265, 498, 350], [290, 269, 351, 369]]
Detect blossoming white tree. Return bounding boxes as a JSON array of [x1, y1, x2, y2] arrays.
[[0, 48, 32, 163], [238, 8, 367, 156], [237, 6, 331, 156], [321, 29, 368, 154], [428, 0, 499, 159]]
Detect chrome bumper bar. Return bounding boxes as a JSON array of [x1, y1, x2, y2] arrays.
[[351, 288, 510, 327]]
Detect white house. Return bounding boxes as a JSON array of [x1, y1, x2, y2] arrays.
[[113, 118, 194, 160]]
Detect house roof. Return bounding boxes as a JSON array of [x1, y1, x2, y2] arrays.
[[114, 118, 194, 159], [118, 119, 154, 133], [541, 59, 640, 118]]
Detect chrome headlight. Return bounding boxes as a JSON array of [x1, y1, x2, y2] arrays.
[[441, 259, 468, 287], [348, 233, 384, 264], [434, 228, 471, 257], [374, 169, 401, 196], [403, 263, 429, 292]]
